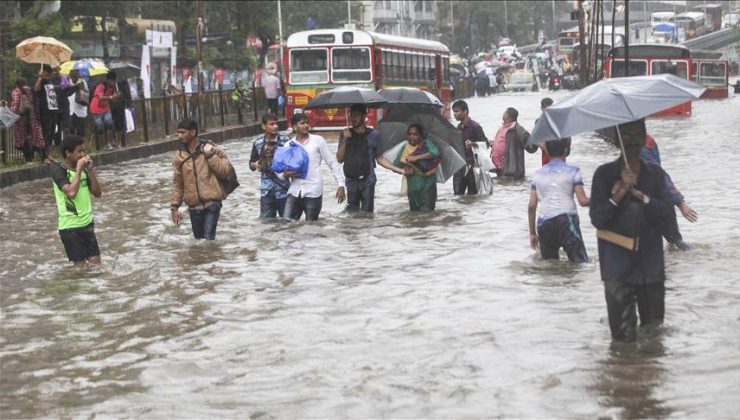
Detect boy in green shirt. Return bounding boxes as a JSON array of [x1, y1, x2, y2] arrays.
[[50, 135, 103, 264]]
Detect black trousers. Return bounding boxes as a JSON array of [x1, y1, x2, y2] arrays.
[[452, 166, 477, 195], [604, 280, 665, 342]]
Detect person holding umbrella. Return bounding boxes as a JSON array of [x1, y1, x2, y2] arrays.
[[393, 124, 441, 212], [34, 64, 78, 163], [590, 119, 675, 342], [336, 103, 403, 213]]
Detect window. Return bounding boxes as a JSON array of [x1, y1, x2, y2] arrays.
[[331, 47, 372, 82], [402, 52, 409, 80], [651, 60, 688, 79], [443, 56, 449, 83], [699, 62, 726, 86], [289, 49, 329, 84], [382, 50, 392, 80], [610, 59, 648, 77], [415, 0, 423, 12]]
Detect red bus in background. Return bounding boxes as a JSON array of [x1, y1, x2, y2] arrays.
[[285, 29, 450, 130], [691, 50, 729, 99], [555, 27, 580, 62], [605, 44, 693, 115]]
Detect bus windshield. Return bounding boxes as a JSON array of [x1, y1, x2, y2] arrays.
[[331, 47, 372, 82], [698, 62, 726, 86], [651, 60, 688, 79], [290, 49, 329, 84], [610, 59, 648, 77]]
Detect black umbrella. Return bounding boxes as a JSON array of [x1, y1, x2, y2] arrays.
[[379, 104, 466, 183], [378, 87, 444, 108], [304, 86, 388, 109], [109, 61, 140, 80]]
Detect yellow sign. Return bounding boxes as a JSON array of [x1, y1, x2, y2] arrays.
[[295, 96, 308, 105], [324, 108, 338, 121]]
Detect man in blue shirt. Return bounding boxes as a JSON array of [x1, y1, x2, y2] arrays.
[[250, 114, 291, 218], [590, 119, 674, 342], [528, 139, 590, 262]]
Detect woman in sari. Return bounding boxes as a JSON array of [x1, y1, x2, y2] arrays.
[[10, 77, 45, 163], [394, 124, 441, 211]]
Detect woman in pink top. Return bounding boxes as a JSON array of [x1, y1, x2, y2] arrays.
[[89, 72, 119, 150]]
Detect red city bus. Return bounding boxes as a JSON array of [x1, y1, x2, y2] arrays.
[[691, 50, 729, 99], [556, 27, 580, 62], [285, 29, 451, 130], [605, 44, 693, 115]]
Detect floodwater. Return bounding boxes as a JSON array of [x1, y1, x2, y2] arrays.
[[1, 85, 739, 418]]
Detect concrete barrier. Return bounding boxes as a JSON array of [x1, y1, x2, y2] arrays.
[[0, 121, 284, 189]]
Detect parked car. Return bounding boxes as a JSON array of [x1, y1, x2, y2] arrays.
[[507, 71, 538, 92]]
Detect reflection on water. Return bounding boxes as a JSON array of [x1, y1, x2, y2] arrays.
[[592, 337, 671, 419], [1, 91, 740, 417]]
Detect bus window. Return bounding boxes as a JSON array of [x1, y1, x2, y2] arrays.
[[403, 52, 410, 80], [289, 49, 328, 84], [391, 51, 399, 80], [443, 56, 449, 83], [416, 54, 423, 81], [331, 47, 371, 82], [699, 62, 726, 86], [382, 50, 391, 80], [610, 59, 648, 77], [651, 60, 688, 79], [691, 62, 698, 82]]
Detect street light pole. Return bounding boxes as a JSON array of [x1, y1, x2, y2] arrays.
[[504, 0, 509, 36], [195, 0, 206, 131]]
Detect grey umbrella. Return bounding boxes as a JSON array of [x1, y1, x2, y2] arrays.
[[0, 105, 21, 128], [379, 104, 466, 183], [528, 74, 705, 169], [378, 87, 444, 108], [529, 74, 705, 145], [304, 86, 388, 109]]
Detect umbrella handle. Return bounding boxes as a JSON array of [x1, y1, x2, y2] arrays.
[[615, 126, 630, 171]]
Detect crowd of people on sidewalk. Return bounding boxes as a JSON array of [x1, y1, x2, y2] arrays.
[[10, 65, 132, 165], [48, 95, 699, 343]]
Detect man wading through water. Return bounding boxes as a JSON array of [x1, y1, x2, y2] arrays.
[[336, 104, 403, 213]]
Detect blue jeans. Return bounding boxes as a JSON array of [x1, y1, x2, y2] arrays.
[[260, 190, 287, 218], [345, 178, 376, 213], [284, 194, 322, 221], [91, 111, 114, 134], [189, 202, 221, 240]]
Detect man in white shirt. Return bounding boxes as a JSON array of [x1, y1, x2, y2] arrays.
[[67, 70, 88, 137], [283, 113, 345, 221], [263, 67, 282, 115]]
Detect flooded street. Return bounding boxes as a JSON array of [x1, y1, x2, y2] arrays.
[[1, 88, 739, 418]]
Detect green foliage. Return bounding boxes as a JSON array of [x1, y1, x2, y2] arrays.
[[230, 79, 252, 111]]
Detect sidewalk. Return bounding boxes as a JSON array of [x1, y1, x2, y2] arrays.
[[0, 121, 281, 189]]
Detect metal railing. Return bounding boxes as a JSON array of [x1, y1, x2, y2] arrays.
[[1, 85, 270, 166]]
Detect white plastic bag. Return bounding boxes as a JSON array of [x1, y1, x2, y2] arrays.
[[474, 167, 494, 195], [124, 108, 135, 133], [474, 149, 495, 172]]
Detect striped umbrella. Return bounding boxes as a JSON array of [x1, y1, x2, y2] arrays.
[[59, 58, 110, 77]]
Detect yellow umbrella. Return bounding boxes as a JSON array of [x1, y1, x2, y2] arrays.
[[15, 36, 73, 66], [59, 58, 110, 77]]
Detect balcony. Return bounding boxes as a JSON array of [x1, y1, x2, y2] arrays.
[[412, 10, 436, 25], [373, 8, 400, 23]]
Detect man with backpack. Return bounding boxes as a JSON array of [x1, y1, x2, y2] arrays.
[[336, 104, 403, 213], [249, 113, 291, 218], [170, 119, 234, 240]]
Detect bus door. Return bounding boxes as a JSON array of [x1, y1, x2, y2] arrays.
[[696, 60, 729, 99]]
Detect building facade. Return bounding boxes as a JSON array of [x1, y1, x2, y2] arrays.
[[362, 0, 439, 40]]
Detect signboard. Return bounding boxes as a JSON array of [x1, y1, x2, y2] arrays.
[[145, 30, 173, 48]]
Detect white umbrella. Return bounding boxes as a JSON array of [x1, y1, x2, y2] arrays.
[[16, 36, 73, 66]]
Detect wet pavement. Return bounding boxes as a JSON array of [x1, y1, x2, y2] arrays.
[[1, 86, 739, 418]]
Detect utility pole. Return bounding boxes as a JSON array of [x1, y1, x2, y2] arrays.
[[552, 0, 557, 37], [347, 0, 352, 27], [504, 0, 509, 36], [578, 0, 586, 87], [195, 0, 206, 131], [278, 0, 284, 76], [624, 0, 630, 77], [450, 0, 455, 49]]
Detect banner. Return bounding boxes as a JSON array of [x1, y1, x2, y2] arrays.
[[145, 30, 173, 48], [170, 46, 177, 88], [141, 45, 151, 98]]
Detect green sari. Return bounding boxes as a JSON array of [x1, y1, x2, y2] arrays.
[[394, 139, 440, 211]]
